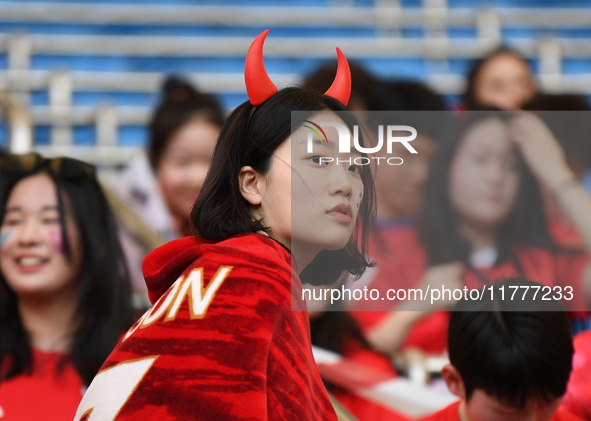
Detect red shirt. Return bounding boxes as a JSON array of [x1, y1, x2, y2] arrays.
[[548, 216, 585, 251], [368, 220, 419, 258], [561, 331, 591, 420], [75, 233, 338, 421], [352, 240, 589, 354], [420, 401, 586, 421], [0, 348, 85, 421], [351, 223, 449, 354]]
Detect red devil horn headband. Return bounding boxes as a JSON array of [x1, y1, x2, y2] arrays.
[[245, 30, 352, 106]]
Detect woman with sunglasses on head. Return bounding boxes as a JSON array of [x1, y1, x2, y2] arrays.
[[75, 30, 375, 421], [0, 153, 134, 421]]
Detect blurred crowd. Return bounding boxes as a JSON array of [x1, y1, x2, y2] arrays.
[[1, 45, 591, 421]]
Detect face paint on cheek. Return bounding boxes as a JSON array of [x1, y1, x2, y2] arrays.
[[49, 230, 64, 254], [0, 230, 11, 247], [355, 188, 363, 211]]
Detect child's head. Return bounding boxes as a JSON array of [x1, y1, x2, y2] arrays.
[[442, 279, 574, 421], [149, 77, 225, 230]]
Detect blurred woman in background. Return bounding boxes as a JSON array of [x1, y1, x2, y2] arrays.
[[0, 152, 134, 421], [112, 77, 225, 305], [355, 111, 591, 357], [463, 47, 537, 111]]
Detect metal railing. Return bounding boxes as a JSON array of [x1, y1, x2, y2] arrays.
[[1, 0, 590, 165]]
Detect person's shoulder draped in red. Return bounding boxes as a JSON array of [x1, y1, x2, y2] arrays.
[[74, 233, 337, 421]]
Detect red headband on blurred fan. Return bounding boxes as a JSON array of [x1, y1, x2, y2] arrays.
[[244, 29, 352, 106]]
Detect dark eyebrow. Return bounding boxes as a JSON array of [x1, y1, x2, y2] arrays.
[[4, 205, 58, 214], [296, 138, 366, 160], [298, 137, 337, 150], [40, 205, 59, 212]]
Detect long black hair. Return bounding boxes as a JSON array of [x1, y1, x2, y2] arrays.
[[0, 157, 134, 385], [418, 111, 557, 266], [191, 87, 376, 285]]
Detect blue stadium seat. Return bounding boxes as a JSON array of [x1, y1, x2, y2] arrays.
[[1, 0, 591, 153]]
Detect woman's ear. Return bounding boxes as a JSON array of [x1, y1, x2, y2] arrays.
[[441, 364, 466, 399], [239, 166, 264, 206]]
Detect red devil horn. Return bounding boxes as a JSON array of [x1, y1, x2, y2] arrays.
[[245, 30, 278, 106], [324, 47, 351, 106]]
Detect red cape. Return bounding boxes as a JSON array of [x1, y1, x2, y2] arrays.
[[75, 233, 337, 421]]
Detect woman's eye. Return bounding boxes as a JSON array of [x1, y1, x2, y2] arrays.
[[310, 156, 327, 165], [3, 219, 21, 227], [42, 217, 60, 224], [349, 165, 362, 174]]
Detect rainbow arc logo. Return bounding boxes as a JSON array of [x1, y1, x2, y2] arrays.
[[303, 120, 329, 144]]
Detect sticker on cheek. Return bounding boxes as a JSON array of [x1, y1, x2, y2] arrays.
[[355, 188, 363, 211], [49, 230, 64, 254], [0, 230, 11, 246]]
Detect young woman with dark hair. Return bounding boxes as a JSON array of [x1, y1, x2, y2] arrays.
[[463, 47, 537, 111], [356, 110, 591, 357], [148, 77, 225, 236], [75, 30, 376, 421], [0, 153, 134, 421], [112, 77, 225, 305]]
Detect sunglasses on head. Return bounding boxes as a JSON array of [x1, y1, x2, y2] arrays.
[[0, 152, 96, 181]]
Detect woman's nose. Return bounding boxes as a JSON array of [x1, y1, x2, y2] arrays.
[[328, 162, 354, 198], [18, 219, 43, 246], [486, 159, 506, 183]]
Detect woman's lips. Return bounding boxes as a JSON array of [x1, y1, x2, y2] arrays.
[[15, 256, 49, 274], [327, 211, 352, 223], [327, 203, 353, 224], [486, 194, 502, 204]]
